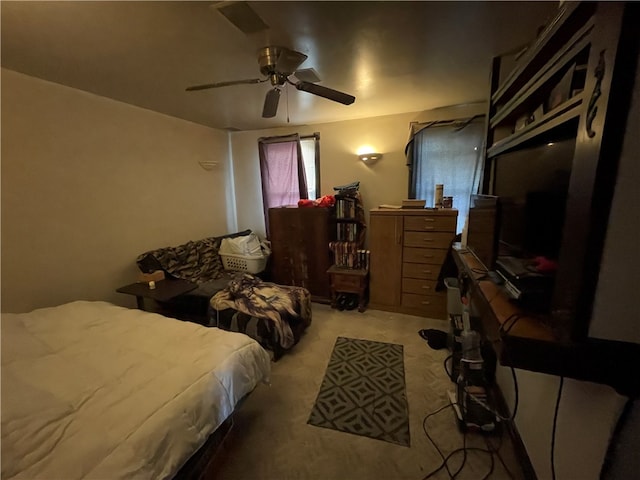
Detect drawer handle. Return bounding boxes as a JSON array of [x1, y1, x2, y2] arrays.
[[423, 254, 434, 258], [422, 270, 433, 274], [421, 301, 432, 305], [421, 285, 431, 290], [424, 218, 435, 222], [423, 226, 435, 231], [423, 238, 434, 242]]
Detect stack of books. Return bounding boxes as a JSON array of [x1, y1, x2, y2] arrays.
[[401, 199, 426, 209]]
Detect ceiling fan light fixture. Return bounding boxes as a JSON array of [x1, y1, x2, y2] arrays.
[[185, 44, 355, 118]]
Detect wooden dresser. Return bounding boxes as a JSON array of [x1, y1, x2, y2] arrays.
[[369, 208, 457, 318], [268, 206, 336, 303]]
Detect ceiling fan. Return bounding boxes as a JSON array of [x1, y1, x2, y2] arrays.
[[186, 45, 356, 118]]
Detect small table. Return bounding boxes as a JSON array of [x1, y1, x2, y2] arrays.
[[116, 278, 197, 311], [327, 265, 369, 313]]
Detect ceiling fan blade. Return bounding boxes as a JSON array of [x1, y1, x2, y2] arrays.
[[294, 81, 355, 105], [275, 48, 308, 75], [186, 78, 266, 91], [291, 68, 321, 83], [215, 1, 269, 34], [262, 88, 281, 118]]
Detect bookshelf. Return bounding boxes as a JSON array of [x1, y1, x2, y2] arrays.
[[331, 192, 368, 270]]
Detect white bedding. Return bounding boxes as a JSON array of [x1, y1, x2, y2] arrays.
[[1, 301, 271, 479]]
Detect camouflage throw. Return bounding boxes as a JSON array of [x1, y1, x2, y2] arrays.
[[136, 237, 225, 284]]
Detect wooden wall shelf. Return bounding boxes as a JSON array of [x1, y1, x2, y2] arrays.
[[487, 96, 582, 157], [491, 1, 591, 104]]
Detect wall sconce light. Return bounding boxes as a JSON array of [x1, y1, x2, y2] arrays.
[[358, 153, 383, 164], [198, 160, 219, 171]]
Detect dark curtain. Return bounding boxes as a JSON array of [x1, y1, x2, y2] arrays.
[[258, 134, 308, 236]]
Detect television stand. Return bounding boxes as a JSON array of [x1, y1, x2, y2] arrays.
[[452, 243, 640, 397]]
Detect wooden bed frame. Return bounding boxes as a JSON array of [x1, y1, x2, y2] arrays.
[[174, 416, 234, 479]]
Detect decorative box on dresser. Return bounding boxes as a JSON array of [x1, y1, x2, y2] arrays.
[[268, 206, 336, 303], [369, 208, 458, 318]]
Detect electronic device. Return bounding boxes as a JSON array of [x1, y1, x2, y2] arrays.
[[489, 139, 574, 261], [469, 139, 575, 314], [495, 256, 555, 312]]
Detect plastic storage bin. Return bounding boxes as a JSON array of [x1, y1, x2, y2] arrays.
[[220, 253, 269, 274]]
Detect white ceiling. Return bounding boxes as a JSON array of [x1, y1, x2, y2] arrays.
[[1, 1, 558, 131]]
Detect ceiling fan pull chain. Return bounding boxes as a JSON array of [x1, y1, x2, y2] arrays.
[[286, 84, 290, 123]]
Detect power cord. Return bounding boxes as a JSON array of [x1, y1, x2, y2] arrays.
[[444, 354, 453, 379], [499, 313, 523, 335], [551, 376, 564, 480], [421, 402, 459, 479], [421, 370, 520, 479], [484, 433, 516, 480], [421, 402, 492, 480], [421, 402, 502, 480]]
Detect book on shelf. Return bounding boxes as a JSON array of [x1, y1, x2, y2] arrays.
[[337, 223, 359, 242], [336, 196, 357, 219], [329, 242, 370, 270]]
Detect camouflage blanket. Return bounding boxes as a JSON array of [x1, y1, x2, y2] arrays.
[[210, 273, 312, 349], [136, 231, 251, 284]]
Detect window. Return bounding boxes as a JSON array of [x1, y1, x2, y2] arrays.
[[300, 136, 320, 200], [258, 133, 320, 235], [407, 118, 484, 233]]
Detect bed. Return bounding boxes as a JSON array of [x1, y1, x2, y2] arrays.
[[1, 300, 271, 479]]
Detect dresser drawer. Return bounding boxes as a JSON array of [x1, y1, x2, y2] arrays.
[[403, 231, 454, 249], [402, 278, 438, 295], [401, 292, 446, 313], [403, 247, 448, 265], [404, 215, 457, 232], [332, 272, 365, 290], [402, 262, 440, 280]]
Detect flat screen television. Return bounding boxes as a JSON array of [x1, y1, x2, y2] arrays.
[[466, 139, 575, 312], [489, 138, 575, 262]]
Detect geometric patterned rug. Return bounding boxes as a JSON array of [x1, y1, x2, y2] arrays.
[[307, 337, 410, 447]]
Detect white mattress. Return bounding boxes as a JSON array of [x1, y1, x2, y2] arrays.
[[1, 301, 271, 479]]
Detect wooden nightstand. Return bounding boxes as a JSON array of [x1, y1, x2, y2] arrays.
[[116, 279, 197, 311], [327, 265, 369, 312]]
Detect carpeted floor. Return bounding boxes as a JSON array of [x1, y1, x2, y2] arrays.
[[212, 304, 526, 480]]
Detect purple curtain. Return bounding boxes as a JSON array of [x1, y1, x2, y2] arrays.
[[259, 134, 308, 236]]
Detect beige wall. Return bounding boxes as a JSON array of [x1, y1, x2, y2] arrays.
[[229, 102, 486, 240], [1, 69, 232, 312], [494, 367, 625, 480]]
